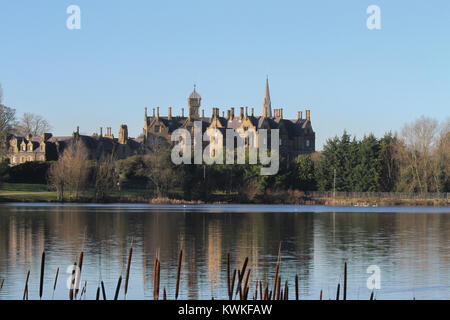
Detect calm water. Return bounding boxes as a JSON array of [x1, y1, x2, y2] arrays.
[[0, 203, 449, 300]]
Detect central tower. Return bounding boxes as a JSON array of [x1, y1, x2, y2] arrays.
[[188, 85, 201, 119]]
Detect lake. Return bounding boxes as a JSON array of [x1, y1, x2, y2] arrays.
[[0, 203, 449, 300]]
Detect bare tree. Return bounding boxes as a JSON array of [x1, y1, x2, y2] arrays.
[[0, 84, 17, 158], [397, 116, 444, 193], [48, 139, 89, 201], [15, 112, 51, 137], [93, 154, 119, 201]]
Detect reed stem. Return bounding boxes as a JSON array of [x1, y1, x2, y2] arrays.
[[175, 249, 183, 300], [39, 251, 45, 300]]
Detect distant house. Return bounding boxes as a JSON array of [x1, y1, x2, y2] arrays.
[[7, 133, 58, 165], [6, 126, 142, 166]]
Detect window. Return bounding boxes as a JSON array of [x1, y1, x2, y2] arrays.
[[187, 126, 192, 132], [12, 157, 16, 163], [306, 140, 310, 147], [28, 145, 33, 151], [22, 145, 26, 151], [41, 145, 44, 151], [154, 125, 160, 133], [28, 157, 32, 161], [279, 138, 282, 146]]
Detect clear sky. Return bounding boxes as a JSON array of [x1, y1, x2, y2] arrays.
[[1, 0, 449, 149]]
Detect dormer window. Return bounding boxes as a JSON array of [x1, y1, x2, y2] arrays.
[[22, 145, 26, 151], [28, 145, 33, 151], [154, 125, 160, 133], [40, 145, 45, 151]]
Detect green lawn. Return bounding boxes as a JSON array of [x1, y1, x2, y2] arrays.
[[0, 183, 57, 201]]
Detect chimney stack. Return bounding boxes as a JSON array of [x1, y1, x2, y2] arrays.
[[168, 107, 172, 120], [240, 107, 244, 120], [245, 106, 248, 118], [202, 109, 205, 118], [156, 106, 160, 119], [182, 108, 184, 117], [231, 107, 235, 119], [280, 108, 283, 119], [100, 127, 103, 137], [299, 111, 303, 120], [227, 110, 231, 120], [152, 108, 155, 118], [306, 110, 310, 121], [251, 108, 254, 116]]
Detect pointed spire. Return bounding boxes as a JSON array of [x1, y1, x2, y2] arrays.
[[262, 75, 272, 118]]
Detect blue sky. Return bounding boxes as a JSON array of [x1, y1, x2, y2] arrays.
[[1, 0, 449, 149]]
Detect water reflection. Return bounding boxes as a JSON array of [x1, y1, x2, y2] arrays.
[[0, 204, 449, 300]]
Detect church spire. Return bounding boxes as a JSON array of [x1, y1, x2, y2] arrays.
[[262, 75, 272, 118]]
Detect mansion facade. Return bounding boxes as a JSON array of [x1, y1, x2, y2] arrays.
[[143, 77, 315, 161]]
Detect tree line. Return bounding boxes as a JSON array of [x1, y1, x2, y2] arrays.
[[38, 116, 448, 202]]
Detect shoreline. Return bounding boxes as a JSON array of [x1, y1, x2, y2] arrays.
[[0, 196, 448, 207]]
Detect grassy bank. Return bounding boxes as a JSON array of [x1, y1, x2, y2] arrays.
[[0, 183, 448, 206]]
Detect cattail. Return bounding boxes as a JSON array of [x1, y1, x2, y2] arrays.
[[343, 262, 347, 300], [96, 287, 100, 300], [175, 249, 183, 300], [52, 268, 59, 295], [236, 257, 248, 297], [272, 263, 279, 300], [74, 252, 84, 299], [320, 289, 323, 300], [23, 270, 30, 300], [114, 275, 122, 300], [230, 269, 236, 300], [153, 258, 160, 300], [243, 269, 251, 300], [295, 274, 299, 300], [39, 251, 45, 299], [336, 283, 340, 300], [101, 281, 107, 300], [124, 241, 133, 299], [259, 280, 263, 301], [80, 281, 87, 300], [163, 287, 167, 300], [284, 280, 288, 300], [69, 260, 76, 300]]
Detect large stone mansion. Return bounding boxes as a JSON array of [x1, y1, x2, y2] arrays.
[[143, 77, 315, 160], [5, 78, 315, 165]]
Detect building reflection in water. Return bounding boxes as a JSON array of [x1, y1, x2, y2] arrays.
[[0, 204, 449, 299]]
